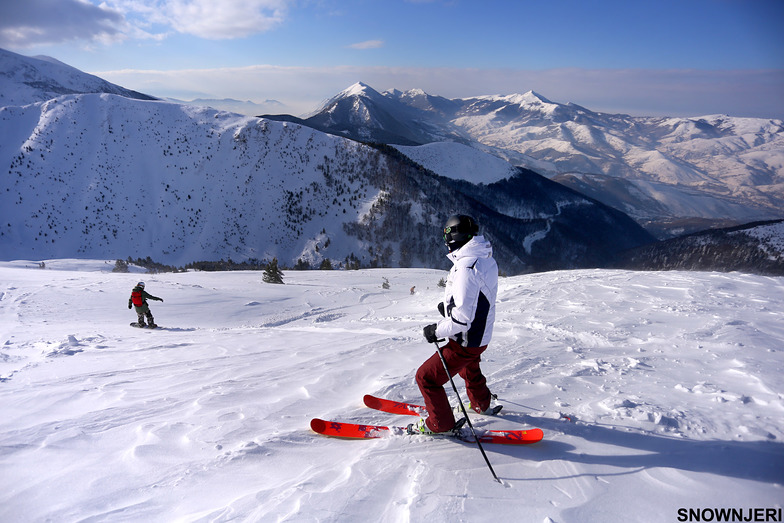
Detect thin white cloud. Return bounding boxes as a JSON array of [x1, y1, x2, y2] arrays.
[[142, 0, 290, 39], [347, 40, 384, 50]]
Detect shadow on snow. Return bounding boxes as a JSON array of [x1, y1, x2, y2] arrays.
[[492, 411, 784, 484]]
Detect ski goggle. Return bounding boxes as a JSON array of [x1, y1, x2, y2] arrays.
[[443, 226, 456, 243], [443, 225, 471, 244]]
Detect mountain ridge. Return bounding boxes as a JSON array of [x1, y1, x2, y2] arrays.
[[0, 89, 653, 274], [617, 219, 784, 275], [3, 50, 781, 275], [276, 82, 784, 238], [0, 48, 156, 107]]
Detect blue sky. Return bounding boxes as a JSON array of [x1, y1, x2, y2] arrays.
[[1, 0, 783, 118]]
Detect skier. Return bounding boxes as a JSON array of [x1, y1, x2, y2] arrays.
[[128, 281, 163, 327], [409, 214, 500, 435]]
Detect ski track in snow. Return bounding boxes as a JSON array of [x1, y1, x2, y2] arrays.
[[0, 261, 782, 522]]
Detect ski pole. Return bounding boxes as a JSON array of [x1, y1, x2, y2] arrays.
[[434, 340, 501, 484]]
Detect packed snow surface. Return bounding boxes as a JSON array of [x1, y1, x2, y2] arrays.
[[1, 261, 782, 522]]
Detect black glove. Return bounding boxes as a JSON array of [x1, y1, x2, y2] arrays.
[[159, 298, 164, 302], [423, 324, 439, 344], [437, 302, 445, 317], [128, 303, 132, 309]]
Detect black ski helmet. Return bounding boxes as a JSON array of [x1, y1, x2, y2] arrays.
[[443, 214, 479, 252]]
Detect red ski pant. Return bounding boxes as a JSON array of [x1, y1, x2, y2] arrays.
[[415, 339, 491, 432]]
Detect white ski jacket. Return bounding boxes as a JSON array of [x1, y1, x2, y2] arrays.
[[435, 235, 498, 347]]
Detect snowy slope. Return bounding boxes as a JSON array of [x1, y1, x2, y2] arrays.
[[394, 142, 517, 184], [0, 94, 386, 267], [1, 263, 782, 521], [442, 92, 784, 226], [618, 219, 784, 275], [741, 220, 784, 253], [0, 48, 155, 107]]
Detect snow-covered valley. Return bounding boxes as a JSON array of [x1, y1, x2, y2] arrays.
[[1, 262, 782, 521]]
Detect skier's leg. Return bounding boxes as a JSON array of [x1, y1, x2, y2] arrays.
[[458, 347, 492, 413], [416, 340, 478, 432], [416, 352, 454, 432], [135, 306, 146, 325]]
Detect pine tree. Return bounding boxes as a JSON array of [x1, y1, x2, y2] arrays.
[[263, 258, 284, 284], [112, 259, 129, 273]]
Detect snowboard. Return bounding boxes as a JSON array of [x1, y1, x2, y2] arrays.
[[130, 322, 159, 329]]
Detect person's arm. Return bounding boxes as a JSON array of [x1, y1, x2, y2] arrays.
[[142, 290, 163, 302], [435, 263, 479, 340]]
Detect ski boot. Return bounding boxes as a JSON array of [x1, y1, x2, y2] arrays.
[[407, 417, 466, 436], [453, 394, 503, 416]]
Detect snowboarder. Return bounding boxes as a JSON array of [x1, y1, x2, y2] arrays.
[[128, 281, 163, 327], [409, 214, 500, 435]]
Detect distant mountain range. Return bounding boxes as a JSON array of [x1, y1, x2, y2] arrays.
[[1, 48, 782, 275], [266, 82, 784, 239], [0, 48, 654, 274], [166, 97, 286, 116]]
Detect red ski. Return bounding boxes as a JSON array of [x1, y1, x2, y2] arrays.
[[364, 394, 502, 417], [363, 394, 426, 415], [310, 418, 543, 445], [311, 418, 403, 439]]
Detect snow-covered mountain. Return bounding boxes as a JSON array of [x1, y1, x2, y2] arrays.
[[617, 219, 784, 275], [294, 82, 468, 146], [0, 50, 653, 274], [0, 48, 156, 107], [287, 82, 784, 238]]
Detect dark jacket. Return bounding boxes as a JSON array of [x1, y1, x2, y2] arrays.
[[129, 286, 162, 309]]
